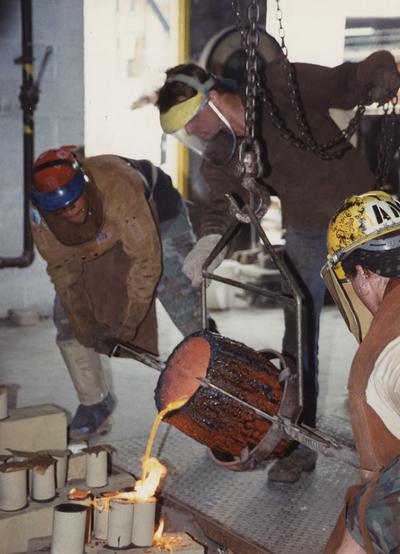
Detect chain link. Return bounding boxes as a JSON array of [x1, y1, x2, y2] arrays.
[[375, 97, 399, 189], [272, 0, 369, 159], [230, 0, 269, 224], [245, 1, 259, 144], [231, 0, 260, 148], [231, 0, 369, 161], [275, 0, 287, 57], [259, 66, 370, 160]]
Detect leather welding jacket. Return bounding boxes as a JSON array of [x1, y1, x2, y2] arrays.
[[200, 51, 397, 235], [325, 279, 400, 553], [30, 155, 163, 355]]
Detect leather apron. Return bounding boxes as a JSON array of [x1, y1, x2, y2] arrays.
[[325, 279, 400, 553]]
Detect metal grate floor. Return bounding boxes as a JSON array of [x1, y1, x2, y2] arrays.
[[113, 415, 357, 554]]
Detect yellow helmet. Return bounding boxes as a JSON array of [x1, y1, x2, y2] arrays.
[[158, 72, 237, 167], [326, 190, 400, 281], [159, 74, 216, 134], [322, 191, 400, 342]]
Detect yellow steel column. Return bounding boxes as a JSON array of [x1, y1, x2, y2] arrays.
[[176, 0, 190, 198]]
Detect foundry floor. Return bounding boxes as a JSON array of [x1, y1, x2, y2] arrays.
[[0, 301, 358, 554]]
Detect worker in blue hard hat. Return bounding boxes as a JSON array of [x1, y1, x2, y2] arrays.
[[30, 146, 206, 440]]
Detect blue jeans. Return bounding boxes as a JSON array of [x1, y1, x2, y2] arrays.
[[282, 226, 327, 427], [54, 204, 202, 340], [157, 204, 202, 336]]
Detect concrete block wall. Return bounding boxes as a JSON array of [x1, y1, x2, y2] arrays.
[[0, 0, 83, 317]]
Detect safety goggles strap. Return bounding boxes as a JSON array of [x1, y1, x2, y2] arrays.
[[167, 73, 216, 94]]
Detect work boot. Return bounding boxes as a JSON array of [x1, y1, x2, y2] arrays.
[[268, 445, 317, 483], [69, 393, 115, 440]]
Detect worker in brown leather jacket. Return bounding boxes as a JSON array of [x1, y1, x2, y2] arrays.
[[321, 191, 400, 553], [156, 42, 400, 482], [30, 147, 203, 439]]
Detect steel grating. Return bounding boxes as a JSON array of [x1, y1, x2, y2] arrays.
[[113, 415, 357, 554]]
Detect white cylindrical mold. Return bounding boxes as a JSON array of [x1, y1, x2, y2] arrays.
[[54, 453, 69, 490], [67, 490, 92, 543], [31, 461, 56, 502], [131, 497, 156, 547], [51, 503, 86, 554], [0, 387, 8, 420], [93, 492, 116, 540], [107, 499, 134, 549], [85, 449, 108, 488], [0, 463, 28, 511], [7, 451, 33, 495]]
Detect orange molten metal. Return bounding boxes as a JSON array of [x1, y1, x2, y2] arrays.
[[141, 399, 187, 481], [68, 488, 91, 500], [116, 400, 186, 506], [153, 519, 184, 552]]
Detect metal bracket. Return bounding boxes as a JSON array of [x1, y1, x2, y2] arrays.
[[110, 342, 165, 372], [228, 140, 271, 223], [197, 377, 359, 468], [15, 46, 52, 113], [201, 203, 305, 418]]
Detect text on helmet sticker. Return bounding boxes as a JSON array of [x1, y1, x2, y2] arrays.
[[365, 198, 400, 231]]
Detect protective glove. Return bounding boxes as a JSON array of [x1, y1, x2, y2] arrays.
[[183, 234, 227, 288], [358, 52, 400, 105], [370, 70, 400, 105]]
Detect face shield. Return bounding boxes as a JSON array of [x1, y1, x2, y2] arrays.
[[160, 74, 237, 167], [321, 259, 373, 343], [31, 158, 103, 246], [31, 168, 85, 212], [322, 191, 400, 342]]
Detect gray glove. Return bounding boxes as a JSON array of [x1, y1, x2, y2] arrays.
[[183, 234, 227, 287]]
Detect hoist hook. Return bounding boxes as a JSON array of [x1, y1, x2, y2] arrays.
[[227, 139, 270, 223]]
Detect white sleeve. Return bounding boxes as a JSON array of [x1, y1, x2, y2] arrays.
[[366, 335, 400, 440]]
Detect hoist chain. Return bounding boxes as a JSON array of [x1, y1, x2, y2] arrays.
[[275, 0, 287, 56], [244, 0, 259, 145], [259, 65, 370, 160], [272, 0, 369, 159], [375, 97, 399, 189], [231, 0, 369, 161], [231, 0, 263, 161], [230, 0, 270, 224]]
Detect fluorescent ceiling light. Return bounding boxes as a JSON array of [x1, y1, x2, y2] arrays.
[[345, 27, 375, 37]]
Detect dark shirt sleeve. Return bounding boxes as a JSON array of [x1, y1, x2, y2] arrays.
[[200, 155, 246, 236], [294, 50, 399, 111]]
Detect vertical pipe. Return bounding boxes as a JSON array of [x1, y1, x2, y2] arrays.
[[0, 387, 9, 420], [20, 0, 34, 263], [176, 0, 190, 198], [0, 0, 36, 268]]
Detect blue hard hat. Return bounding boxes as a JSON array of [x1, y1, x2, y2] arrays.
[[30, 168, 85, 212]]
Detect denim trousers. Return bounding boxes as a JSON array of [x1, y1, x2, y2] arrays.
[[282, 226, 327, 427], [156, 204, 202, 336]]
